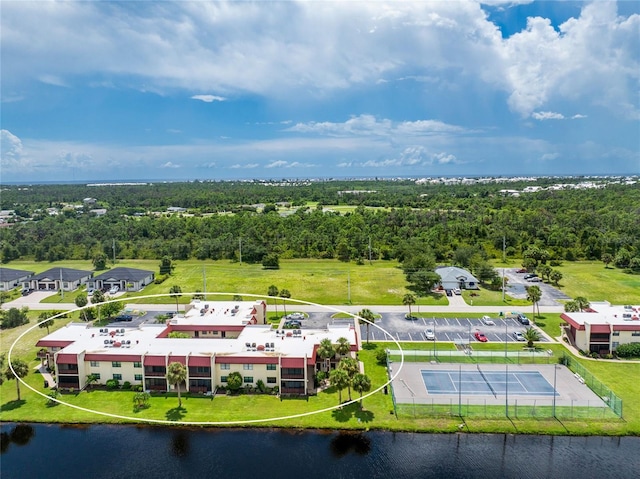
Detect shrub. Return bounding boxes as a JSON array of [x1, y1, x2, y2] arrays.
[[375, 349, 388, 365], [256, 379, 266, 393], [122, 381, 132, 390], [154, 274, 169, 284], [105, 379, 120, 390], [616, 343, 640, 358]]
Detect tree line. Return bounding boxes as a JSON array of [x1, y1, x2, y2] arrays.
[[1, 180, 639, 272]]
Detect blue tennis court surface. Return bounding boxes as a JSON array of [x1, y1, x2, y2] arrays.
[[421, 369, 558, 396]]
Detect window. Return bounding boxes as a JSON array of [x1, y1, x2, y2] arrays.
[[92, 373, 101, 380], [220, 363, 230, 370], [612, 332, 620, 337], [134, 374, 142, 381], [612, 342, 620, 349], [195, 366, 210, 373], [90, 361, 100, 367], [267, 377, 277, 384], [266, 364, 276, 371], [243, 376, 253, 384], [113, 374, 122, 380], [133, 362, 142, 368], [112, 362, 121, 368], [220, 376, 228, 383], [243, 364, 253, 370], [632, 332, 640, 337]]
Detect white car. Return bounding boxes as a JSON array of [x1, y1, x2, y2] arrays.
[[108, 286, 119, 295], [513, 331, 526, 341], [481, 315, 495, 326], [452, 288, 461, 295], [424, 328, 435, 340]]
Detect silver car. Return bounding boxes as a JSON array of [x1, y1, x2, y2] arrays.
[[481, 315, 495, 326], [513, 331, 526, 341], [424, 328, 435, 340]]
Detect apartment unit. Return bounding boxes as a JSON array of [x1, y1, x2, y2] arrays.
[[37, 299, 360, 396], [561, 301, 640, 355]]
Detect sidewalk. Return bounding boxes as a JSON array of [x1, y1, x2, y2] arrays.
[[36, 363, 56, 389]]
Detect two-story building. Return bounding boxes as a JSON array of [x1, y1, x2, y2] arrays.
[[37, 299, 360, 397], [561, 301, 640, 355]]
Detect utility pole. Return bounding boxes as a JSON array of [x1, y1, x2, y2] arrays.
[[502, 268, 505, 303], [502, 235, 506, 263], [368, 236, 372, 264], [112, 238, 116, 264], [59, 268, 64, 300], [347, 269, 351, 304], [239, 238, 242, 265]]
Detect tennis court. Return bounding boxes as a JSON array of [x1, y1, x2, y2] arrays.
[[421, 368, 557, 396]]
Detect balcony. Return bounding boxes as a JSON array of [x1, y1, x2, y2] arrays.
[[144, 367, 166, 377], [188, 368, 211, 378], [57, 365, 78, 374]]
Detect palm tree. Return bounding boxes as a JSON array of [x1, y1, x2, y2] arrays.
[[357, 308, 376, 344], [279, 289, 291, 316], [523, 327, 541, 348], [166, 362, 187, 407], [267, 285, 279, 318], [169, 285, 182, 313], [338, 357, 359, 400], [329, 368, 350, 404], [352, 373, 372, 408], [403, 293, 416, 318], [335, 337, 351, 358], [316, 338, 335, 372], [564, 300, 580, 312], [525, 285, 542, 318], [4, 358, 29, 401], [575, 296, 590, 312]]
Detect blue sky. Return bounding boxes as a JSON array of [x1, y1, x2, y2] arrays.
[[1, 1, 639, 183]]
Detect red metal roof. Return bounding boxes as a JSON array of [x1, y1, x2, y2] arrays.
[[188, 356, 211, 367], [281, 357, 304, 368], [143, 356, 166, 366], [168, 355, 186, 365], [560, 313, 584, 330], [84, 354, 141, 362], [589, 324, 611, 333], [56, 353, 77, 364], [36, 340, 74, 348]]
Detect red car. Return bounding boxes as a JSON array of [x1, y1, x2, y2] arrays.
[[474, 331, 488, 342], [516, 268, 527, 273]]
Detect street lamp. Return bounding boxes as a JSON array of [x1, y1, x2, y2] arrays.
[[432, 322, 436, 359]]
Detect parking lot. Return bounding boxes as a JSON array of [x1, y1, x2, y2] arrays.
[[503, 268, 571, 306], [291, 312, 547, 344]]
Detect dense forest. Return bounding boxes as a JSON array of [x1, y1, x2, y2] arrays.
[[1, 178, 639, 270]]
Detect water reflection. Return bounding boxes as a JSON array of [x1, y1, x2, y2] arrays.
[[0, 424, 35, 454], [329, 432, 371, 457], [170, 430, 190, 458]]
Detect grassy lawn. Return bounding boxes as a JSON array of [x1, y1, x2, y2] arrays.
[[461, 288, 529, 307], [545, 261, 640, 304], [7, 259, 450, 306]]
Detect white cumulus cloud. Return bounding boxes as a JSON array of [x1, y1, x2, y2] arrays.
[[191, 94, 226, 103]]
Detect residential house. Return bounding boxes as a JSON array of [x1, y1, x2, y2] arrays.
[[26, 267, 92, 292], [90, 267, 155, 292], [435, 266, 480, 291], [0, 267, 34, 291]]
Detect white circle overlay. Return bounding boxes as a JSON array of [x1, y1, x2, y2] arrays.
[[9, 292, 405, 425]]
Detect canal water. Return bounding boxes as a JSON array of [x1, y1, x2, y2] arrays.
[[1, 423, 638, 479]]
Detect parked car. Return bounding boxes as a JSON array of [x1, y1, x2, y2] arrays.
[[405, 315, 418, 321], [445, 290, 452, 297], [114, 314, 133, 322], [527, 276, 542, 282], [481, 315, 495, 326], [452, 288, 461, 295], [474, 331, 488, 342], [523, 273, 537, 280], [517, 314, 530, 325], [86, 287, 95, 295], [108, 285, 119, 295], [513, 331, 526, 341], [516, 268, 527, 273], [424, 328, 435, 340], [284, 320, 302, 329], [21, 288, 33, 296], [287, 312, 305, 321]]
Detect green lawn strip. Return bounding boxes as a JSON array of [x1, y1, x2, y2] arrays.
[[461, 288, 530, 307]]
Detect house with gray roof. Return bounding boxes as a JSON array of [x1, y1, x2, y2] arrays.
[[90, 267, 155, 292], [0, 267, 34, 291], [27, 267, 93, 292], [435, 266, 480, 291]]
